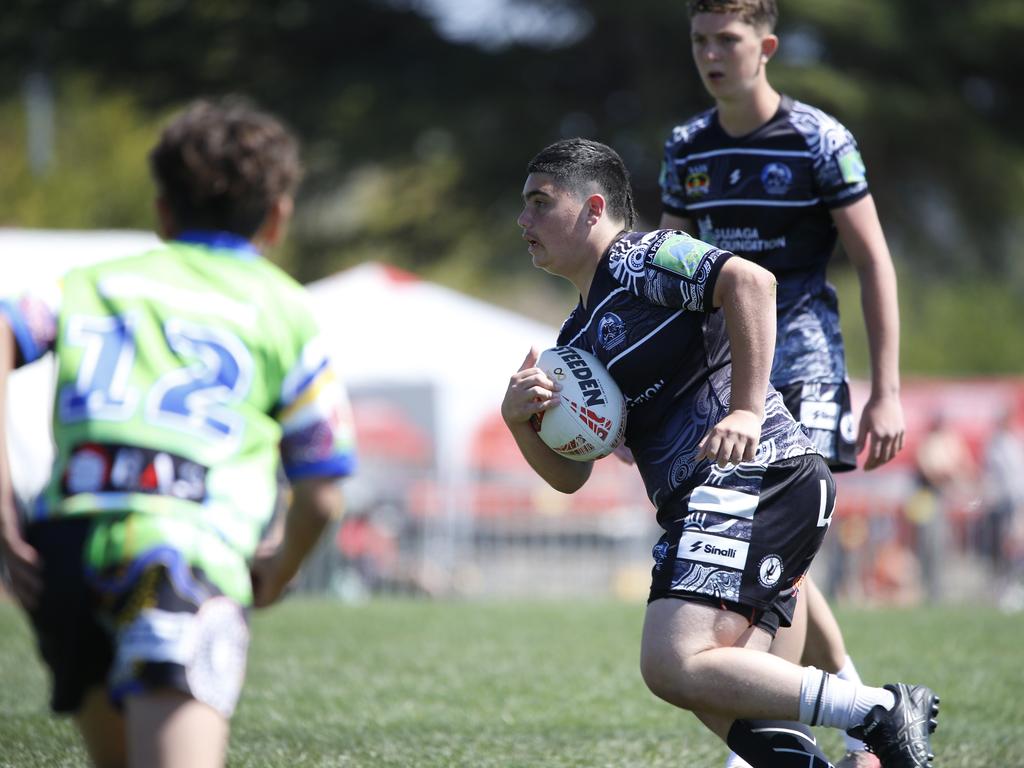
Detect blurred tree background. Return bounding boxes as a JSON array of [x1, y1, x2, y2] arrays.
[[1, 0, 1022, 375]]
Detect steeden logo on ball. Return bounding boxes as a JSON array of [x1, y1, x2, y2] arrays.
[[531, 346, 626, 462]]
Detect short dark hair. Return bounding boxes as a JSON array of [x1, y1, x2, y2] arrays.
[[149, 96, 302, 238], [526, 138, 637, 229], [687, 0, 778, 31]]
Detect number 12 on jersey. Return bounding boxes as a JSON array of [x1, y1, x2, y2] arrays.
[[58, 312, 254, 444]]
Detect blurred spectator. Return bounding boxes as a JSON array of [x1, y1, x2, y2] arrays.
[[822, 508, 870, 602], [979, 407, 1024, 604], [867, 538, 923, 606], [337, 508, 400, 592], [335, 502, 440, 597], [907, 411, 976, 602]]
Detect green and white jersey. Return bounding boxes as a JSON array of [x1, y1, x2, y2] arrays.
[[2, 233, 357, 565]]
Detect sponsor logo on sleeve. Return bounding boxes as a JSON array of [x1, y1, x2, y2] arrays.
[[837, 146, 866, 184], [652, 234, 713, 279]]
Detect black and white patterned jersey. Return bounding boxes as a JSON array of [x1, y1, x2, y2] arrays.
[[556, 230, 816, 511], [659, 95, 870, 387]]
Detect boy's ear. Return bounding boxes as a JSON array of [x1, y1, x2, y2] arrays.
[[761, 33, 779, 61], [586, 194, 607, 224], [255, 196, 294, 247], [154, 196, 176, 239]]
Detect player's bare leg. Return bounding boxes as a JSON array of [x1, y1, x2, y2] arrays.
[[802, 578, 847, 671], [686, 613, 828, 762], [720, 579, 891, 767], [640, 599, 805, 716], [74, 686, 126, 768], [642, 599, 836, 766], [722, 591, 810, 767], [641, 598, 938, 768], [126, 690, 228, 768]]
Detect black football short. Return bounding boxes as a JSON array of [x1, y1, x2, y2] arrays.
[[25, 516, 249, 717], [777, 380, 857, 472], [649, 454, 836, 636], [25, 518, 112, 713]]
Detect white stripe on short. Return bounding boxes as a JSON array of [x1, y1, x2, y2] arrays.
[[687, 485, 760, 518]]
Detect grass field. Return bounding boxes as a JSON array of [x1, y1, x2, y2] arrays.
[[1, 598, 1022, 767]]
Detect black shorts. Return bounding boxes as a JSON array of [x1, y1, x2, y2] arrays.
[[778, 381, 857, 472], [25, 517, 249, 717], [649, 454, 836, 636]]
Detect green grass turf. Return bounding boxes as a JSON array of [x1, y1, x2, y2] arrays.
[[1, 598, 1022, 767]]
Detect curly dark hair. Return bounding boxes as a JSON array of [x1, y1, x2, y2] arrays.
[[526, 138, 637, 230], [687, 0, 778, 31], [149, 96, 302, 238]]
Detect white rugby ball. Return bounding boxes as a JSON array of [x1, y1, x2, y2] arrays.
[[530, 346, 627, 462]]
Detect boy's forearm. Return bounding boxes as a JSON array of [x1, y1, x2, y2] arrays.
[[276, 478, 343, 580], [507, 420, 593, 494], [857, 257, 901, 397], [833, 195, 902, 398]]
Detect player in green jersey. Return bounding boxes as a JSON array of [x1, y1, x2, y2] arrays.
[[0, 97, 357, 768]]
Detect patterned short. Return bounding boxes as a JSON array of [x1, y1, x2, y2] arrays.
[[648, 454, 835, 635], [26, 516, 249, 718], [778, 380, 857, 472]]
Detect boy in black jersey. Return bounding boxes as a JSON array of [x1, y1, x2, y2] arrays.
[[659, 3, 905, 766], [504, 137, 938, 768]]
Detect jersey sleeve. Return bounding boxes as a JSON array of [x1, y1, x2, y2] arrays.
[[275, 333, 358, 482], [608, 231, 732, 313], [659, 129, 690, 218], [0, 282, 62, 365], [811, 118, 870, 209]]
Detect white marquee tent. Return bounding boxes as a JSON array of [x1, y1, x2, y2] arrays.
[[306, 261, 556, 469]]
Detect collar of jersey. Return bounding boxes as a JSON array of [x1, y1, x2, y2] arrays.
[[175, 230, 261, 258]]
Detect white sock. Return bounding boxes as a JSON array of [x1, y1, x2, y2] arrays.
[[837, 655, 869, 752], [798, 666, 896, 731], [723, 752, 753, 768]]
